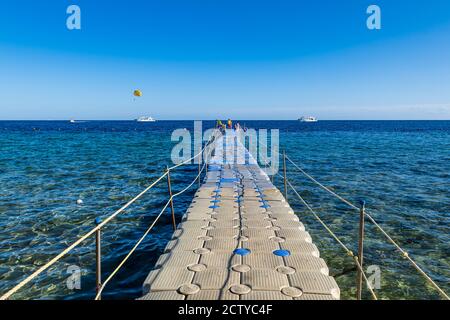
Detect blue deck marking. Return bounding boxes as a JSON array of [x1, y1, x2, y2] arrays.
[[273, 249, 291, 257], [233, 248, 251, 256]]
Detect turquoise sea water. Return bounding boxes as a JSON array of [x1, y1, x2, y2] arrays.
[[0, 120, 449, 300]]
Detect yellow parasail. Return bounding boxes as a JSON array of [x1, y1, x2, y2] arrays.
[[133, 89, 142, 97]]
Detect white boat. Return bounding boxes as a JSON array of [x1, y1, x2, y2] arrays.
[[136, 116, 156, 122], [69, 119, 76, 123], [299, 116, 318, 122]]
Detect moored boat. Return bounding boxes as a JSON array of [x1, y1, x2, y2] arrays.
[[299, 116, 318, 122], [136, 116, 156, 122]]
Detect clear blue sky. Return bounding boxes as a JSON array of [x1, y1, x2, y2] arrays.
[[1, 0, 450, 120]]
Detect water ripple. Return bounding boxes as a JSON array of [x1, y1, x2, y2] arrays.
[[0, 120, 449, 300]]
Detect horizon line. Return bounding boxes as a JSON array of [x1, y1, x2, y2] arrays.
[[0, 119, 450, 122]]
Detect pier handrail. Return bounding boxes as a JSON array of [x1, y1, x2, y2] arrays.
[[0, 173, 168, 301], [260, 153, 378, 299], [283, 177, 378, 300], [0, 131, 219, 300], [282, 154, 450, 300], [94, 159, 210, 299]]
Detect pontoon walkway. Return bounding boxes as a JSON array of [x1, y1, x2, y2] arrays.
[[139, 131, 340, 300]]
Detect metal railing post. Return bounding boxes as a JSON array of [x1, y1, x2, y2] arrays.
[[198, 147, 202, 188], [166, 166, 176, 231], [270, 161, 274, 183], [356, 200, 366, 300], [95, 217, 102, 300], [205, 146, 208, 175], [203, 144, 210, 174], [283, 150, 288, 201]]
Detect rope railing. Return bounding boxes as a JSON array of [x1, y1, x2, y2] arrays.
[[284, 176, 378, 300], [0, 172, 169, 301], [94, 198, 172, 300], [0, 131, 220, 301], [283, 154, 450, 300], [285, 155, 358, 210], [95, 160, 210, 300], [259, 152, 377, 299], [167, 138, 212, 171], [3, 131, 446, 301]]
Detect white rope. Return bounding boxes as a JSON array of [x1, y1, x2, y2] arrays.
[[0, 134, 219, 300], [94, 199, 171, 300], [167, 129, 219, 170], [284, 155, 450, 300], [248, 148, 376, 299], [284, 177, 378, 300], [173, 161, 208, 198], [364, 212, 450, 300], [0, 172, 168, 300], [94, 154, 211, 299], [285, 155, 358, 210], [167, 146, 204, 171]]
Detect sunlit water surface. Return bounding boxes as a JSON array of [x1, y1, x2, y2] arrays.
[[0, 120, 448, 300]]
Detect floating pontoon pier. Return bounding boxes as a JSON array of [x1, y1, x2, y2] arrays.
[[140, 131, 340, 300], [3, 129, 447, 301]]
